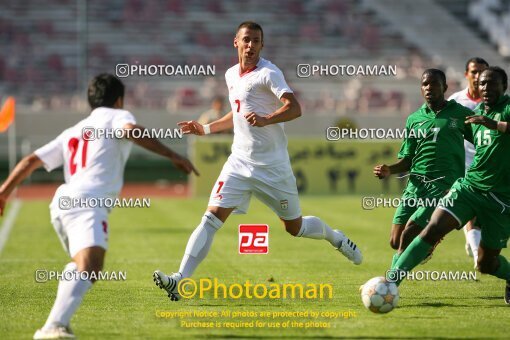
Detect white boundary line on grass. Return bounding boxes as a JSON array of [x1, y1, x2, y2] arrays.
[[0, 199, 22, 256]]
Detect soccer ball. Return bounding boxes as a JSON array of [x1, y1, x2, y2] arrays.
[[360, 276, 399, 313]]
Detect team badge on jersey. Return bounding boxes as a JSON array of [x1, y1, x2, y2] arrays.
[[239, 224, 269, 254], [245, 81, 253, 92], [280, 200, 288, 210], [448, 118, 458, 129]]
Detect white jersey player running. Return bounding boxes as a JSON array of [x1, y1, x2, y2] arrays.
[[0, 74, 198, 339], [153, 22, 362, 301], [448, 57, 488, 266]]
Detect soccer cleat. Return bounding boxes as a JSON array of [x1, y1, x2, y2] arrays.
[[153, 270, 182, 301], [505, 280, 510, 305], [335, 230, 362, 265], [465, 243, 473, 257], [33, 325, 75, 339]]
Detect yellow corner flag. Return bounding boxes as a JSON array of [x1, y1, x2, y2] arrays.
[[0, 96, 15, 132]]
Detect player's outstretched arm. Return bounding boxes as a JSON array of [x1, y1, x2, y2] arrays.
[[178, 111, 234, 135], [244, 93, 301, 127], [0, 154, 43, 216], [373, 158, 411, 179], [123, 123, 199, 176], [465, 115, 510, 134]]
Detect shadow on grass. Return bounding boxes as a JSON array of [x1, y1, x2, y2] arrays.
[[477, 296, 503, 300], [135, 227, 192, 234], [402, 302, 456, 308], [203, 335, 490, 339]]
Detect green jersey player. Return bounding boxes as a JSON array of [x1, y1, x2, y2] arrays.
[[374, 69, 473, 267], [389, 67, 510, 304], [449, 57, 489, 264]]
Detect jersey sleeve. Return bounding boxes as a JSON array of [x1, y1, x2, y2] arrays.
[[34, 132, 65, 172], [111, 110, 137, 130], [265, 69, 293, 99], [461, 107, 474, 144], [503, 104, 510, 122], [397, 117, 416, 159], [464, 121, 474, 144], [457, 105, 475, 144]]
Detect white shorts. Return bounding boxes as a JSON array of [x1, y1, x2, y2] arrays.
[[208, 155, 301, 220], [51, 208, 109, 258]]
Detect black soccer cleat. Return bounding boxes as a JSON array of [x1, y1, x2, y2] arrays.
[[153, 270, 182, 301]]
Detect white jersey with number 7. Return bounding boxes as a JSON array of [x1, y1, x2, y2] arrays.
[[226, 57, 293, 166]]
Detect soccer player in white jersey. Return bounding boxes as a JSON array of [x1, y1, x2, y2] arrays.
[[153, 22, 362, 301], [0, 74, 198, 339], [448, 57, 488, 266]]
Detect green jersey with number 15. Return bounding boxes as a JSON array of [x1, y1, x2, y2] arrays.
[[465, 95, 510, 198]]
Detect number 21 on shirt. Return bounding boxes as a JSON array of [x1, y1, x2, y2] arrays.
[[68, 137, 89, 175]]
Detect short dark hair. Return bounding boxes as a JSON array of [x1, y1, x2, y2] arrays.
[[465, 57, 489, 71], [482, 66, 508, 90], [87, 73, 125, 109], [237, 21, 263, 41], [422, 68, 447, 86]]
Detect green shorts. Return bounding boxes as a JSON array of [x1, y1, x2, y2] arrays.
[[439, 178, 510, 249], [392, 175, 448, 228]]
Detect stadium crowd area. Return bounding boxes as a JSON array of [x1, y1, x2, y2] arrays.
[[0, 0, 447, 115], [469, 0, 510, 57]]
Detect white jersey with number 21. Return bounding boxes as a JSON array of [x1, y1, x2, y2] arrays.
[[34, 107, 136, 217]]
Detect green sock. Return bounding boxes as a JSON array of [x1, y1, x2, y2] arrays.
[[492, 255, 510, 281], [392, 236, 433, 285], [390, 253, 400, 269]]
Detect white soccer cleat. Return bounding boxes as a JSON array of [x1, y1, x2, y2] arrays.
[[33, 326, 75, 339], [335, 230, 362, 265], [153, 270, 182, 301]]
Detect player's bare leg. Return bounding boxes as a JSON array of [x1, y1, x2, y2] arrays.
[[464, 218, 481, 267], [153, 206, 233, 301], [34, 247, 105, 339], [477, 245, 501, 274], [282, 215, 362, 265], [390, 223, 404, 250], [398, 220, 442, 265], [389, 223, 404, 268], [475, 244, 510, 304], [398, 221, 421, 253], [390, 208, 458, 284], [397, 221, 422, 266]]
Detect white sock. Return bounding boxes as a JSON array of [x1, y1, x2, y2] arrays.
[[297, 216, 342, 247], [463, 225, 468, 239], [467, 228, 481, 262], [178, 212, 223, 278], [43, 262, 92, 329]]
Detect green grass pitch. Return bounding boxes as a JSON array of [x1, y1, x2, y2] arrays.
[[0, 197, 509, 339]]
